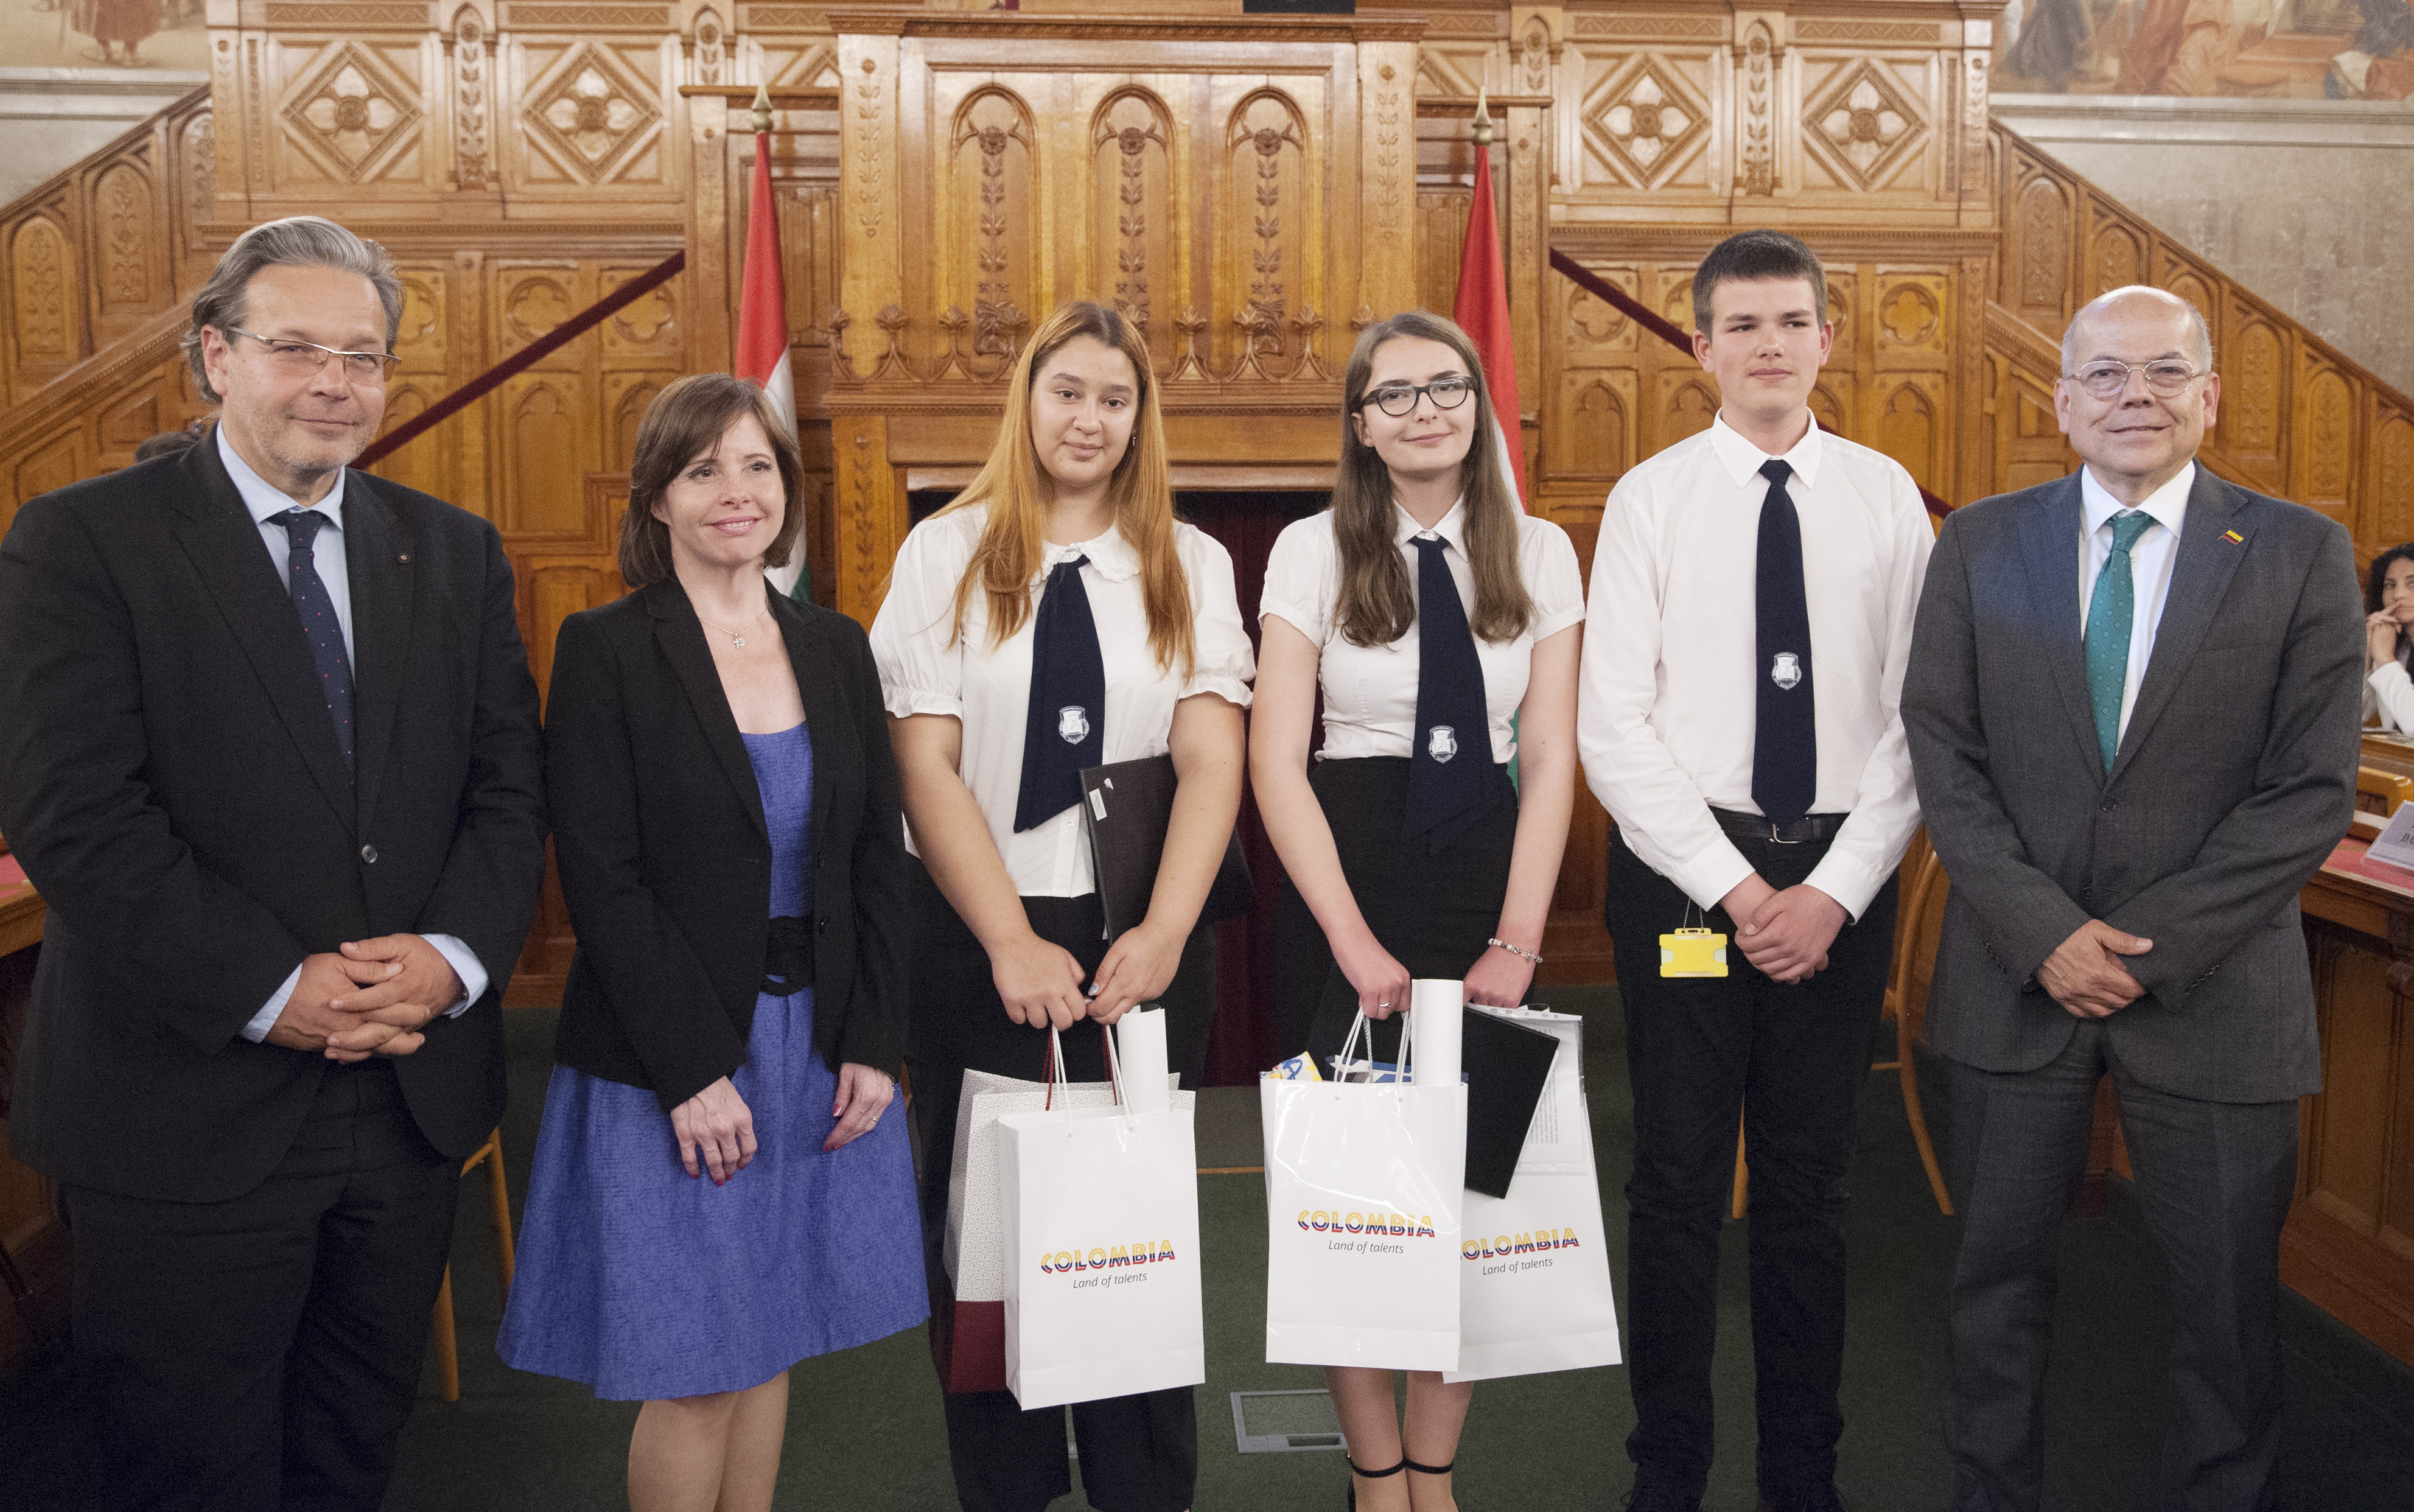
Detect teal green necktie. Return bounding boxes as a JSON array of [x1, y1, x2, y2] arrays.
[[2084, 510, 2157, 772]]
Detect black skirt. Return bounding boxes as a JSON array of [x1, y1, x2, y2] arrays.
[[1273, 755, 1519, 1071]]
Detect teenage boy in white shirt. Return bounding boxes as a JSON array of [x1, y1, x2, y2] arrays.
[[1576, 230, 1933, 1512]]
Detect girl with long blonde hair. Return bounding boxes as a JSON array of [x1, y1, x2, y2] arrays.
[[869, 300, 1254, 1512]]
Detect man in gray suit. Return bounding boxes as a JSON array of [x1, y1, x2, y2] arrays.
[[1903, 285, 2362, 1511]]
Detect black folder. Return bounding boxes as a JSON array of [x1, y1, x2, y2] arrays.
[[1077, 755, 1254, 940], [1462, 1009, 1564, 1200]]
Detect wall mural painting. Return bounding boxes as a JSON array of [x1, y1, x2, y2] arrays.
[[2, 0, 209, 70], [2000, 0, 2413, 97]]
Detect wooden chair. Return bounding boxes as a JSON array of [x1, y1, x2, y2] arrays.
[[430, 1127, 515, 1404], [1730, 842, 1955, 1220], [2356, 765, 2412, 817]]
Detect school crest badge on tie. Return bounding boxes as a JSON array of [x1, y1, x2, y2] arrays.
[[1770, 653, 1802, 691], [1427, 725, 1458, 763], [1058, 705, 1091, 744]]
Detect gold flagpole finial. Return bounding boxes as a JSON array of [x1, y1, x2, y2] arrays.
[[750, 79, 772, 137], [1472, 84, 1494, 147]]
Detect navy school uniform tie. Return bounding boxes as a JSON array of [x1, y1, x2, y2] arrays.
[[1404, 533, 1498, 853], [1752, 460, 1816, 828], [1013, 555, 1107, 833], [271, 507, 356, 772]]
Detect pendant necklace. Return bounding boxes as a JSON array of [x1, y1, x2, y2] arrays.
[[698, 606, 767, 649]]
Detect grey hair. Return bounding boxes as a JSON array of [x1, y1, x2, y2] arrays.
[[2061, 284, 2214, 376], [180, 216, 403, 402]]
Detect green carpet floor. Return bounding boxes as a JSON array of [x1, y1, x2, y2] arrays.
[[5, 985, 2411, 1509]]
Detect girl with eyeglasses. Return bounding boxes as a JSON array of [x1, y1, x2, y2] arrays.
[[1250, 310, 1584, 1512]]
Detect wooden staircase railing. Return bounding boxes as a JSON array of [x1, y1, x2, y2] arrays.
[[0, 86, 217, 536], [1987, 121, 2414, 562]]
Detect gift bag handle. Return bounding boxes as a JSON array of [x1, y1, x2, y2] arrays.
[[1334, 1007, 1415, 1085], [1040, 1026, 1072, 1110]]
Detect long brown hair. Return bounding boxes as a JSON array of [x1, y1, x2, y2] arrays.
[[1331, 311, 1531, 646], [941, 301, 1194, 675]]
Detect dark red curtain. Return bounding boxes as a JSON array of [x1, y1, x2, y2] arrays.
[[1182, 492, 1326, 1086]]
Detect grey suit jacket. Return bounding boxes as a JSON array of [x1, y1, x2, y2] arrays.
[[1901, 465, 2361, 1103]]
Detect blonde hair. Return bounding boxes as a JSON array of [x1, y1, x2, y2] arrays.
[[1331, 311, 1532, 646], [942, 301, 1194, 675]]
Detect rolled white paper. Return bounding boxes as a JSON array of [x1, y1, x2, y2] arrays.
[[1409, 978, 1463, 1088], [1116, 1007, 1172, 1114]]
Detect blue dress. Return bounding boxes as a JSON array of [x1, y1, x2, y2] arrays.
[[499, 723, 927, 1401]]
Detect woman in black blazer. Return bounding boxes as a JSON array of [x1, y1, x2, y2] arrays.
[[499, 374, 923, 1512]]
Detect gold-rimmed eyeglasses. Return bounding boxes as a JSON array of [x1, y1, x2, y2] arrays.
[[223, 326, 400, 383], [2062, 359, 2206, 400]]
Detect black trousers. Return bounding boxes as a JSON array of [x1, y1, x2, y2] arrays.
[[1273, 757, 1518, 1071], [62, 1059, 459, 1512], [1945, 1021, 2298, 1512], [1603, 828, 1898, 1499], [906, 861, 1211, 1512]]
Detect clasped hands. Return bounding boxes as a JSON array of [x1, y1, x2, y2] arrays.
[[1717, 875, 1848, 985], [990, 919, 1186, 1031], [264, 934, 463, 1063], [2038, 918, 2153, 1018]]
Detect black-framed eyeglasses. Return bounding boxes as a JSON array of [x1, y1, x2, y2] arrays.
[[1361, 377, 1473, 418], [2063, 359, 2205, 399], [224, 327, 400, 383]]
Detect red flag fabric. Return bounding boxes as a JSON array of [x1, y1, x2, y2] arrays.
[[736, 125, 806, 600], [1453, 137, 1527, 506]]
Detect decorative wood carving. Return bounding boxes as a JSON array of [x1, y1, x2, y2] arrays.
[[281, 43, 425, 184], [96, 165, 152, 312], [1094, 90, 1172, 366], [12, 220, 71, 366], [521, 43, 665, 187], [951, 88, 1034, 379], [2379, 415, 2414, 545], [450, 7, 491, 191], [1226, 90, 1306, 381], [182, 110, 216, 222], [1736, 24, 1777, 197]]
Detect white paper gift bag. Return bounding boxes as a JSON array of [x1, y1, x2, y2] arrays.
[[1261, 1010, 1466, 1372], [995, 1016, 1205, 1409], [1444, 1007, 1622, 1384], [937, 1023, 1187, 1394]]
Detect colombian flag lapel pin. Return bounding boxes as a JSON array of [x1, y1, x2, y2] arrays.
[[2222, 529, 2245, 544]]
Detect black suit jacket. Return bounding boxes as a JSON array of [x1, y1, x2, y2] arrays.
[[544, 579, 911, 1111], [0, 432, 548, 1200], [1903, 465, 2361, 1103]]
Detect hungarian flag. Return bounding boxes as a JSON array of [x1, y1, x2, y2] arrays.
[[736, 85, 808, 602], [1453, 117, 1527, 509]]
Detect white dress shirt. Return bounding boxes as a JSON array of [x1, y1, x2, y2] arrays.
[[1258, 502, 1585, 763], [2077, 461, 2192, 748], [2368, 647, 2414, 733], [219, 429, 487, 1041], [870, 505, 1256, 897], [1577, 413, 1932, 919]]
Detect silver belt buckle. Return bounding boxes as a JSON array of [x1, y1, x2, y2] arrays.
[[1766, 817, 1805, 844]]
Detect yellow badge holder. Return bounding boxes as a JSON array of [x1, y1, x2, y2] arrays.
[[1660, 903, 1729, 978]]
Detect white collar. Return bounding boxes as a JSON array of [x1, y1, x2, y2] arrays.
[[2080, 461, 2194, 541], [1393, 497, 1469, 554], [217, 425, 348, 528], [1038, 520, 1139, 583], [1707, 410, 1824, 491]]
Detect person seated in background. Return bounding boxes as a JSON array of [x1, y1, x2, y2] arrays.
[[2363, 542, 2414, 732], [498, 373, 923, 1512]]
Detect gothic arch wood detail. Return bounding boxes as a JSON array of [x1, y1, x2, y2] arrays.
[[1222, 88, 1312, 380], [945, 86, 1038, 380], [1092, 88, 1175, 374]]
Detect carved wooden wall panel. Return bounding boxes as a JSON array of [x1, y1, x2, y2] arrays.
[[2377, 410, 2414, 549]]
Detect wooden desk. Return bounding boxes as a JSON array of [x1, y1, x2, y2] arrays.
[[2286, 838, 2414, 1367]]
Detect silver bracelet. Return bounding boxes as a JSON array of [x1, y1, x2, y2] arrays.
[[1488, 937, 1544, 967]]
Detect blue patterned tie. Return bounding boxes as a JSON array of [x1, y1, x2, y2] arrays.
[[2084, 510, 2156, 774], [271, 508, 355, 772]]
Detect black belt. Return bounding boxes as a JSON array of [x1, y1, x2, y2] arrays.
[[1711, 808, 1849, 845], [760, 914, 815, 996]]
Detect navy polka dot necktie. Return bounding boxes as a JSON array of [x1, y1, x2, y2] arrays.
[[271, 508, 355, 772]]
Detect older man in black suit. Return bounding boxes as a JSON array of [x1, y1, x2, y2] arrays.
[[1903, 285, 2362, 1510], [0, 217, 546, 1510]]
